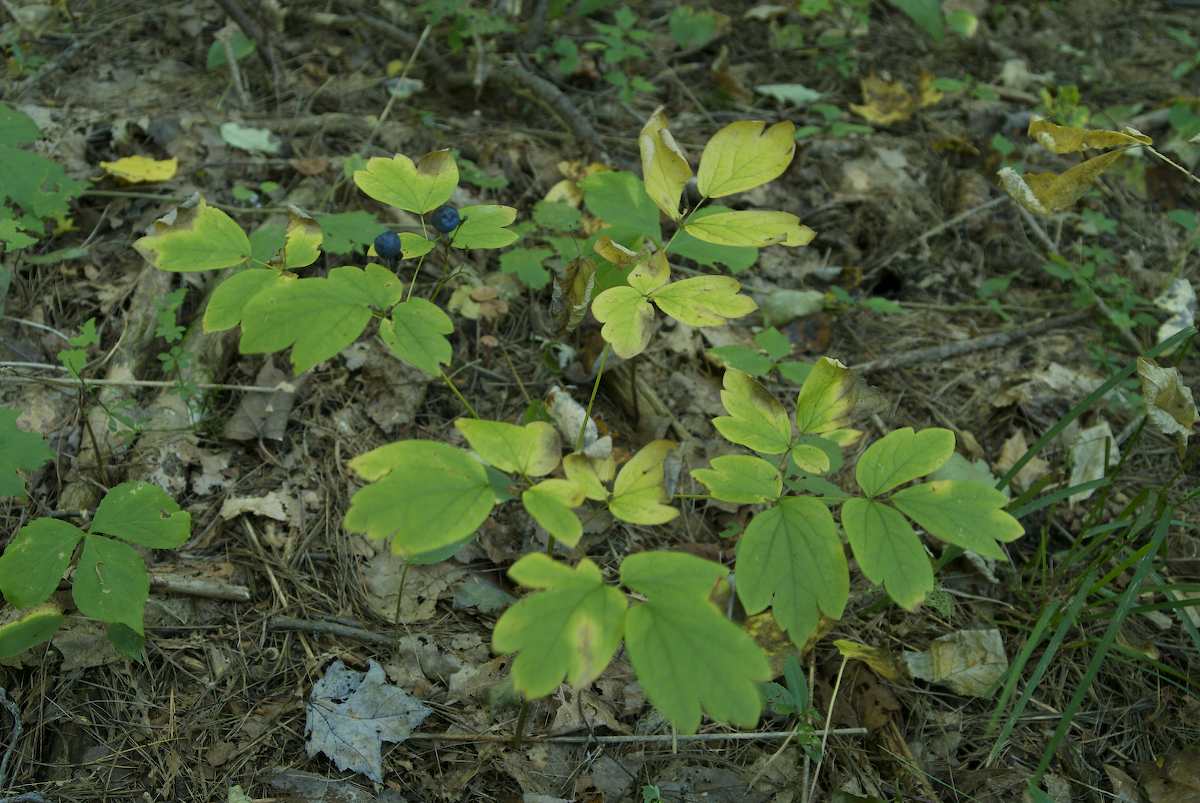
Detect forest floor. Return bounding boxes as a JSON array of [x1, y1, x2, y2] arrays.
[[1, 1, 1199, 801]]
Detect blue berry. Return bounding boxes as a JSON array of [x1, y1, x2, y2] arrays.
[[431, 205, 461, 234], [374, 230, 402, 259]]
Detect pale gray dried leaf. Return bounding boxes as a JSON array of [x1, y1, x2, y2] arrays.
[[452, 574, 516, 613], [1067, 420, 1118, 505], [1137, 357, 1197, 449], [305, 660, 431, 783], [223, 360, 298, 441], [903, 628, 1008, 697]]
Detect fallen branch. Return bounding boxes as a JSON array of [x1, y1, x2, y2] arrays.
[[407, 728, 868, 745], [851, 310, 1093, 375], [268, 615, 393, 646]]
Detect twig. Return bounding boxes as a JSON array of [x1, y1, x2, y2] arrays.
[[850, 310, 1093, 375], [495, 59, 608, 159], [268, 615, 394, 646], [218, 25, 252, 109], [808, 656, 849, 802], [212, 0, 283, 102], [150, 573, 252, 603], [0, 364, 288, 394], [0, 688, 44, 803], [406, 728, 868, 744]]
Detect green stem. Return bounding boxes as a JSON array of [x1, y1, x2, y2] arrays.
[[440, 370, 479, 418], [512, 699, 531, 746], [576, 345, 609, 452]]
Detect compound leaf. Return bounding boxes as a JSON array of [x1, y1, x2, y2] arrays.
[[651, 275, 757, 327], [240, 264, 403, 374], [493, 555, 627, 697], [353, 150, 458, 214], [203, 269, 285, 332], [855, 427, 955, 497], [736, 496, 848, 646], [713, 369, 791, 454], [454, 419, 561, 477], [696, 120, 796, 198], [621, 551, 770, 733], [399, 232, 436, 259], [667, 205, 759, 274], [280, 206, 323, 269], [794, 356, 860, 443], [609, 440, 678, 525], [691, 455, 781, 504], [0, 519, 84, 608], [0, 102, 39, 146], [91, 481, 191, 549], [592, 286, 655, 359], [344, 441, 495, 558], [133, 196, 251, 272], [891, 481, 1024, 560], [628, 248, 672, 294], [73, 534, 149, 634], [684, 210, 815, 248], [449, 205, 519, 249], [563, 453, 610, 502], [316, 211, 385, 256], [380, 298, 453, 376], [639, 107, 692, 221], [522, 479, 586, 547], [500, 247, 553, 289], [841, 497, 932, 610], [0, 406, 53, 498]]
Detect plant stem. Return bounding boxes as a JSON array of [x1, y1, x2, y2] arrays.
[[512, 700, 530, 746], [440, 370, 479, 418], [576, 345, 609, 451]]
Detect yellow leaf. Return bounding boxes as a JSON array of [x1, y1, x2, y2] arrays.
[[918, 71, 943, 108], [651, 275, 757, 327], [640, 107, 692, 221], [609, 440, 678, 525], [696, 119, 796, 198], [998, 150, 1126, 215], [592, 286, 655, 359], [628, 248, 671, 294], [834, 639, 904, 681], [563, 453, 609, 501], [353, 149, 458, 214], [1027, 117, 1151, 154], [99, 155, 178, 184], [684, 209, 815, 248], [850, 74, 916, 125], [593, 235, 638, 267], [280, 206, 322, 269]]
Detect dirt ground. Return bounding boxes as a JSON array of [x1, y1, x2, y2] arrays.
[[1, 1, 1199, 801]]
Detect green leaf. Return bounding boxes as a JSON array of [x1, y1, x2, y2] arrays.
[[203, 269, 285, 333], [493, 555, 627, 697], [667, 205, 758, 274], [736, 496, 848, 646], [696, 120, 796, 198], [91, 481, 190, 548], [206, 30, 256, 69], [353, 150, 458, 214], [793, 356, 860, 443], [621, 551, 770, 733], [380, 298, 453, 376], [592, 285, 655, 359], [133, 196, 251, 272], [280, 207, 323, 269], [841, 497, 932, 610], [248, 224, 286, 265], [891, 481, 1024, 560], [755, 327, 791, 361], [522, 480, 585, 547], [454, 420, 561, 477], [399, 233, 436, 259], [713, 369, 792, 454], [449, 204, 519, 249], [533, 200, 582, 232], [0, 219, 37, 250], [708, 345, 773, 376], [0, 519, 84, 607], [344, 441, 495, 557], [0, 602, 64, 658], [888, 0, 945, 41], [692, 455, 781, 504], [106, 623, 144, 661], [500, 247, 553, 289], [855, 427, 955, 497], [0, 406, 54, 498], [651, 275, 757, 327], [668, 6, 719, 49], [580, 171, 662, 243], [73, 534, 149, 633], [0, 144, 88, 221], [239, 264, 404, 374], [684, 210, 815, 248], [0, 103, 40, 147], [609, 440, 678, 525], [316, 211, 385, 255]]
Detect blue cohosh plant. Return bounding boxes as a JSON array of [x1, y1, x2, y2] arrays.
[[113, 107, 1030, 733]]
